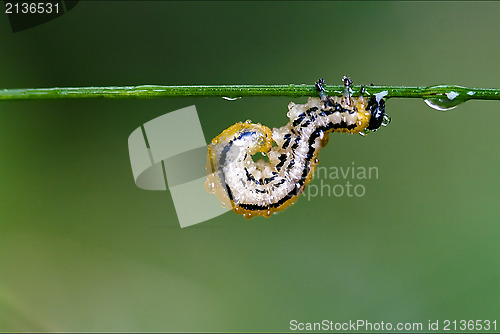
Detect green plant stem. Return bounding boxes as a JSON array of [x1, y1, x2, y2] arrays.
[[0, 84, 499, 101]]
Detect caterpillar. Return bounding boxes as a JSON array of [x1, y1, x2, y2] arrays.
[[205, 77, 390, 218]]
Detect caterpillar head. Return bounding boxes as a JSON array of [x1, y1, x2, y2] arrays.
[[366, 95, 390, 131]]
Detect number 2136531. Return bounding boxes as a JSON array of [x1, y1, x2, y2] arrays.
[[5, 2, 60, 14], [443, 320, 496, 331]]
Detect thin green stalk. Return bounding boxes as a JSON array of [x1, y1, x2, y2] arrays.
[[0, 84, 499, 101]]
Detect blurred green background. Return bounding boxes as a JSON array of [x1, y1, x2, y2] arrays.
[[1, 1, 499, 332]]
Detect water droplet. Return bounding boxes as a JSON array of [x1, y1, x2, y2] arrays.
[[222, 96, 242, 101], [381, 114, 391, 127], [359, 128, 371, 137], [204, 180, 215, 193], [467, 91, 475, 96], [423, 86, 468, 111], [245, 119, 252, 124], [424, 97, 465, 111]]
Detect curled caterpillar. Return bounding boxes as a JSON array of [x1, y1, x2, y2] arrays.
[[205, 77, 390, 218]]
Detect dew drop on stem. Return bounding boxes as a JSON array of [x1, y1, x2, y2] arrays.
[[423, 86, 468, 111], [423, 97, 466, 111]]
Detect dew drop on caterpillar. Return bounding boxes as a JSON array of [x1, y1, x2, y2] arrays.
[[205, 77, 390, 218]]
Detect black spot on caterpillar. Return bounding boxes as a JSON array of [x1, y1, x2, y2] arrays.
[[205, 77, 390, 218]]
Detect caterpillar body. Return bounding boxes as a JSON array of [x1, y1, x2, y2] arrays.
[[205, 77, 390, 218]]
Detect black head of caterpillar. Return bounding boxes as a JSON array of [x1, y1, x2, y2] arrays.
[[366, 96, 387, 131]]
